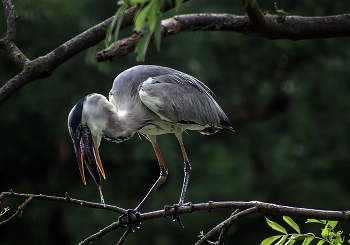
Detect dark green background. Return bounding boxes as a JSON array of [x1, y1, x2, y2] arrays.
[[1, 0, 350, 244]]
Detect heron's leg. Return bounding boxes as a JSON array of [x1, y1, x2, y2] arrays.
[[177, 135, 192, 206], [119, 135, 168, 232], [134, 135, 168, 212], [164, 132, 194, 227]]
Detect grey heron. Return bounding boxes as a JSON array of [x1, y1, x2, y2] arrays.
[[68, 65, 233, 229]]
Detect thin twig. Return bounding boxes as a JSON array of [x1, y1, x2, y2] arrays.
[[217, 209, 241, 245], [195, 206, 260, 245], [117, 230, 131, 245], [79, 221, 121, 245], [0, 191, 127, 214], [0, 195, 33, 225]]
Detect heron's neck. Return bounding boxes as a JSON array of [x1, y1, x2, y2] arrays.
[[83, 94, 138, 145], [101, 109, 137, 143]]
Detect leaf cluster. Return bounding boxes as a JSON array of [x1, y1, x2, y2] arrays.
[[105, 0, 183, 61], [262, 217, 349, 245]]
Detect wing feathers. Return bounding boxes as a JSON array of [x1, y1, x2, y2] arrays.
[[139, 74, 232, 130]]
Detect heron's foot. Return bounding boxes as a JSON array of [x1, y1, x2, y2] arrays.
[[164, 202, 194, 228], [118, 209, 141, 232]]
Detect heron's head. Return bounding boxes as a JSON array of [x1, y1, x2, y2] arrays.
[[68, 94, 106, 203]]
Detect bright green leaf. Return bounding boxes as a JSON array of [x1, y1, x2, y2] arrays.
[[135, 2, 152, 31], [283, 216, 300, 234], [260, 235, 283, 245], [306, 219, 325, 224], [321, 228, 329, 240], [147, 0, 164, 31], [285, 239, 296, 245], [301, 236, 315, 245], [328, 221, 338, 229], [266, 217, 288, 234], [290, 234, 315, 241], [275, 235, 288, 245], [317, 240, 325, 245], [0, 207, 10, 216]]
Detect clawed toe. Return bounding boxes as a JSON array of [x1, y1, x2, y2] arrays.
[[118, 209, 141, 232], [164, 202, 194, 228]]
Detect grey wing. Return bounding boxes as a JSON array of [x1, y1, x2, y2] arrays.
[[138, 73, 233, 133]]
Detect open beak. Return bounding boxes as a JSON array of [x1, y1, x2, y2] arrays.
[[73, 127, 106, 204]]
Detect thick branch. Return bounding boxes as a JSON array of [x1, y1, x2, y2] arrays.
[[96, 12, 350, 62], [241, 0, 271, 33], [3, 0, 16, 42]]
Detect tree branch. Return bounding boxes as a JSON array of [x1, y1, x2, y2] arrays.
[[0, 195, 33, 225], [195, 207, 260, 245], [0, 190, 127, 215], [2, 191, 350, 244], [1, 0, 29, 67], [0, 0, 191, 106], [0, 4, 139, 105], [95, 12, 350, 62]]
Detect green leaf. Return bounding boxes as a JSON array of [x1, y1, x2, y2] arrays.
[[147, 0, 164, 32], [134, 31, 152, 61], [283, 216, 300, 234], [306, 219, 326, 224], [129, 0, 148, 4], [260, 235, 283, 245], [0, 207, 10, 216], [266, 217, 288, 234], [301, 236, 315, 245], [275, 235, 288, 245], [317, 240, 325, 245], [285, 239, 296, 245], [290, 234, 315, 241], [153, 12, 162, 51], [328, 221, 338, 229], [135, 1, 152, 31], [105, 1, 129, 47], [175, 0, 183, 11], [321, 228, 329, 240]]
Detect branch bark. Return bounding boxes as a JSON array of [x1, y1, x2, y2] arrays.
[[95, 12, 350, 62]]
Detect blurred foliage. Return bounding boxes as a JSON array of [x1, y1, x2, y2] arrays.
[[1, 0, 350, 244]]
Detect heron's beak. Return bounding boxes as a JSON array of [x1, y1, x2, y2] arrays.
[[73, 127, 106, 204]]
